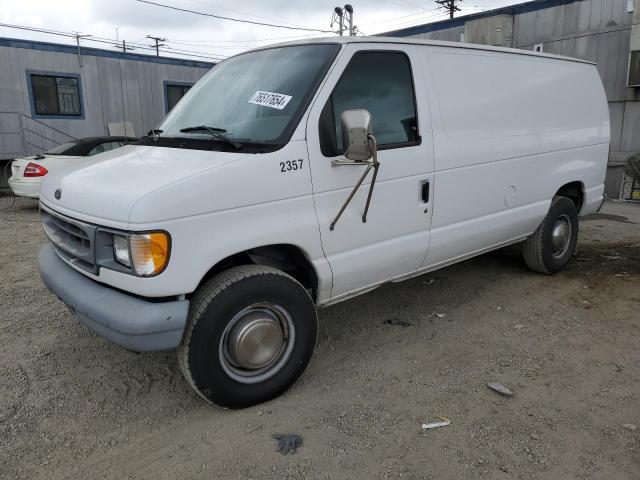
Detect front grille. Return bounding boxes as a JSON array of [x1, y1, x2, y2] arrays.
[[41, 208, 97, 273]]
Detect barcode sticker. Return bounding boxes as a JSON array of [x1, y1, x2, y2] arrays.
[[248, 91, 292, 110]]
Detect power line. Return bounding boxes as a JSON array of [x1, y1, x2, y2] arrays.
[[382, 11, 444, 28], [364, 0, 428, 9], [135, 0, 336, 33], [181, 0, 312, 30], [362, 7, 440, 28], [164, 31, 329, 46], [0, 22, 226, 61]]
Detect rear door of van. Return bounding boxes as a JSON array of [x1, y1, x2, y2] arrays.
[[306, 43, 435, 301]]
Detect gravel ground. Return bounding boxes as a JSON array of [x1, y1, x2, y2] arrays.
[[0, 194, 639, 480]]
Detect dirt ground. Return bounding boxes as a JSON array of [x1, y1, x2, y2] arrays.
[[0, 195, 639, 480]]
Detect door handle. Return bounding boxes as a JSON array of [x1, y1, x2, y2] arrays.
[[421, 181, 430, 203]]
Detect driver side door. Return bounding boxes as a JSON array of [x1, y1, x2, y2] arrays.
[[306, 44, 435, 302]]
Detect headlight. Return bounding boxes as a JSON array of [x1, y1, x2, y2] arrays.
[[111, 231, 170, 276], [113, 234, 131, 267]]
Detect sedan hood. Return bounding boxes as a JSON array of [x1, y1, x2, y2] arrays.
[[40, 145, 247, 224]]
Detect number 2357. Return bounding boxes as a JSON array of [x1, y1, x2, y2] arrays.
[[280, 159, 303, 173]]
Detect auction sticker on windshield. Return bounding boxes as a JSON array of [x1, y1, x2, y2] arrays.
[[248, 91, 292, 110]]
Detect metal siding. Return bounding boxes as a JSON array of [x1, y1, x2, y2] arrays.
[[595, 31, 620, 98], [611, 0, 626, 26], [561, 37, 576, 56], [445, 26, 464, 42], [589, 0, 604, 30], [552, 5, 567, 37], [624, 0, 635, 25], [0, 47, 16, 112], [516, 11, 537, 46], [97, 57, 126, 133], [608, 101, 625, 151], [600, 0, 614, 28], [613, 28, 632, 101], [80, 55, 107, 137], [547, 40, 564, 54], [0, 43, 211, 157], [562, 1, 581, 35], [137, 62, 156, 134], [121, 59, 144, 136], [534, 6, 561, 40], [574, 33, 599, 61], [620, 100, 640, 151], [577, 0, 593, 32]]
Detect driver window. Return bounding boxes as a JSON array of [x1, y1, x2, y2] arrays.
[[319, 51, 418, 157]]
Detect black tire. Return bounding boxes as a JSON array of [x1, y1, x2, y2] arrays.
[[177, 265, 317, 408], [523, 196, 579, 274]]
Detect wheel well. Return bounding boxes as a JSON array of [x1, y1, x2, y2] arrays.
[[195, 244, 319, 302], [555, 182, 584, 213]]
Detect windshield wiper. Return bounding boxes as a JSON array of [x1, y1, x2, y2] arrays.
[[179, 125, 242, 150], [147, 129, 163, 143]]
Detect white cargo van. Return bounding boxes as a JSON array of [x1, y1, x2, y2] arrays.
[[37, 37, 609, 408]]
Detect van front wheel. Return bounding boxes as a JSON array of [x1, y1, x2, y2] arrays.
[[523, 196, 579, 274], [177, 265, 318, 408]]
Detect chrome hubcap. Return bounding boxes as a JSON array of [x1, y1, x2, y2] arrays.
[[551, 214, 572, 258], [228, 316, 283, 369], [220, 303, 294, 384]]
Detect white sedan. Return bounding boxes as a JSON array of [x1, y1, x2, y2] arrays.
[[8, 136, 136, 199]]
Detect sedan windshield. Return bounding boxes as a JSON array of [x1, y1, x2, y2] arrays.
[[159, 44, 340, 148]]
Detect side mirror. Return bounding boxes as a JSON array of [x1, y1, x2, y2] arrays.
[[330, 110, 381, 230], [341, 109, 373, 161]]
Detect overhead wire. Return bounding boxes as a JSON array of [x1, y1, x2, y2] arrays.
[[135, 0, 336, 33], [362, 7, 441, 28], [0, 23, 227, 60], [165, 32, 330, 48], [180, 0, 313, 30], [365, 12, 446, 33]]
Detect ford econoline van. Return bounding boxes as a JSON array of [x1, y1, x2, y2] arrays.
[[37, 37, 610, 408]]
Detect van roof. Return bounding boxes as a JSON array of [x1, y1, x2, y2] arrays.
[[266, 36, 595, 66]]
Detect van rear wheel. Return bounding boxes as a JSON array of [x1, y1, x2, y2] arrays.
[[177, 265, 318, 408], [523, 196, 578, 274]]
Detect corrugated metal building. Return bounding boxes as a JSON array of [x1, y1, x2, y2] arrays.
[[0, 37, 213, 161], [383, 0, 640, 199]]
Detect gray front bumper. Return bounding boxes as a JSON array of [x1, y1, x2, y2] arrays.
[[38, 245, 189, 352]]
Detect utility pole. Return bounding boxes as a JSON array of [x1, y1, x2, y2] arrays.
[[146, 35, 166, 56], [435, 0, 461, 19], [344, 4, 354, 36], [72, 32, 91, 67], [331, 7, 344, 36], [332, 5, 357, 36], [118, 40, 135, 53]]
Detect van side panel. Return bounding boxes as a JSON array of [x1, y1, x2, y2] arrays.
[[419, 48, 609, 268]]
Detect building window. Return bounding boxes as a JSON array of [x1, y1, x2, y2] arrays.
[[29, 72, 83, 118], [165, 82, 193, 112]]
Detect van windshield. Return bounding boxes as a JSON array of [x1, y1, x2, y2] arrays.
[[158, 44, 340, 151]]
